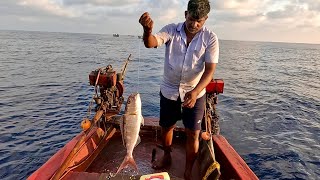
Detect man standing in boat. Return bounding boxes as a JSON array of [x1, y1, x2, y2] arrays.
[[139, 0, 219, 179]]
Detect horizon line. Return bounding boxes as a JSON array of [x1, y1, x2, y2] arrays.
[[1, 28, 319, 46]]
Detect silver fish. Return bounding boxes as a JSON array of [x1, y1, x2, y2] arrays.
[[116, 92, 144, 174]]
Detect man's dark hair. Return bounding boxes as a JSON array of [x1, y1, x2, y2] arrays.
[[187, 0, 210, 19]]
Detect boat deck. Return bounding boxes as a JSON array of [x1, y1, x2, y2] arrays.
[[85, 126, 199, 179], [30, 117, 258, 180], [86, 131, 192, 179]]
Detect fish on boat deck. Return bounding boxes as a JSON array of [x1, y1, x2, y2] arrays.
[[116, 92, 144, 174]]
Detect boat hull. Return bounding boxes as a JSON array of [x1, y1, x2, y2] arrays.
[[28, 117, 258, 180]]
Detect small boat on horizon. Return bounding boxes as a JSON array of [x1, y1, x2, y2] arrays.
[[113, 34, 119, 37]]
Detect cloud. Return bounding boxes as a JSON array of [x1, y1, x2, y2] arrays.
[[298, 0, 320, 11], [213, 11, 263, 23], [18, 0, 78, 17], [265, 2, 320, 28], [142, 0, 185, 22], [63, 0, 141, 6], [210, 0, 268, 23], [0, 0, 319, 43], [18, 16, 39, 22], [266, 3, 305, 19], [212, 0, 266, 10]]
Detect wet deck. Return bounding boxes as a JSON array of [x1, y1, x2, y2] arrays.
[[86, 128, 200, 179]]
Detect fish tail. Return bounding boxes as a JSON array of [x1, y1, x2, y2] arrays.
[[116, 155, 138, 174]]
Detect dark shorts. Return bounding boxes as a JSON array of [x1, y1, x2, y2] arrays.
[[159, 92, 205, 130]]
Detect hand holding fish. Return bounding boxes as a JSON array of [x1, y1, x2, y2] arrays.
[[139, 12, 153, 34]]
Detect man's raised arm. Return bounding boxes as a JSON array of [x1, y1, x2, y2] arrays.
[[139, 12, 158, 48]]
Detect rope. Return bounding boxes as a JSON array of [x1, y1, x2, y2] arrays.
[[202, 94, 221, 179], [202, 161, 220, 180]]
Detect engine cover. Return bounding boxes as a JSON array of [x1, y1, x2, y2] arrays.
[[89, 65, 117, 88]]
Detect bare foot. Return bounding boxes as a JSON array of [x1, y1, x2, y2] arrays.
[[152, 153, 171, 169]]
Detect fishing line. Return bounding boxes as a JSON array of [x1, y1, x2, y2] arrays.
[[137, 35, 141, 93]]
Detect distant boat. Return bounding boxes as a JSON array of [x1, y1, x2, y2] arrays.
[[138, 35, 143, 39], [113, 34, 119, 37]]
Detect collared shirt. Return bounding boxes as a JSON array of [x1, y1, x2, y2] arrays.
[[154, 22, 219, 101]]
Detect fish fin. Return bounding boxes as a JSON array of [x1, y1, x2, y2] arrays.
[[140, 115, 144, 126], [115, 156, 138, 175], [120, 115, 126, 148], [134, 135, 141, 148]]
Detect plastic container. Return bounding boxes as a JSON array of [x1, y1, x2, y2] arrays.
[[139, 172, 170, 180]]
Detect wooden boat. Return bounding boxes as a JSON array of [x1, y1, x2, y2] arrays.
[[28, 58, 258, 180], [28, 117, 258, 180]]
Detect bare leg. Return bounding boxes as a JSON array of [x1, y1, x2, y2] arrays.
[[184, 128, 200, 180], [162, 125, 175, 146], [152, 125, 175, 169]]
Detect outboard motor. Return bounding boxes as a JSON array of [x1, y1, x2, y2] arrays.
[[88, 55, 130, 113]]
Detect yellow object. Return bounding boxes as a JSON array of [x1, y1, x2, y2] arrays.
[[140, 172, 170, 180], [81, 118, 91, 131], [202, 161, 220, 180]]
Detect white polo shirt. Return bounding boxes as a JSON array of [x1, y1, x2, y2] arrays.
[[154, 22, 219, 101]]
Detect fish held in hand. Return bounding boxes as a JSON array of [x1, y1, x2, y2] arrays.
[[116, 92, 144, 174]]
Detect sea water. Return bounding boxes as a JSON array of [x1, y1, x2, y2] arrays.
[[0, 30, 319, 179]]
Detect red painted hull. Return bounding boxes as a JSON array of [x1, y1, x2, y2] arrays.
[[28, 117, 258, 180]]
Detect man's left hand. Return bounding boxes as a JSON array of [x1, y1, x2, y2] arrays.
[[182, 90, 198, 108]]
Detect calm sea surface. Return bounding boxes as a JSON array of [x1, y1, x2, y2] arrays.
[[0, 30, 319, 180]]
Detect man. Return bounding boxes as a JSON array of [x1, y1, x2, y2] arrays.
[[139, 0, 219, 179]]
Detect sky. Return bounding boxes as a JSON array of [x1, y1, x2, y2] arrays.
[[0, 0, 320, 44]]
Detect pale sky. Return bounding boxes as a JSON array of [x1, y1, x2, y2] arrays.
[[1, 0, 320, 44]]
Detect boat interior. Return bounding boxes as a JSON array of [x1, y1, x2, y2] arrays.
[[63, 117, 200, 180]]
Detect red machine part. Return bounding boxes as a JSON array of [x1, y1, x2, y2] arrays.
[[206, 79, 224, 94], [89, 70, 117, 88]]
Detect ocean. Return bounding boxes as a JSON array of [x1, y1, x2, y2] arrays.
[[0, 30, 319, 180]]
